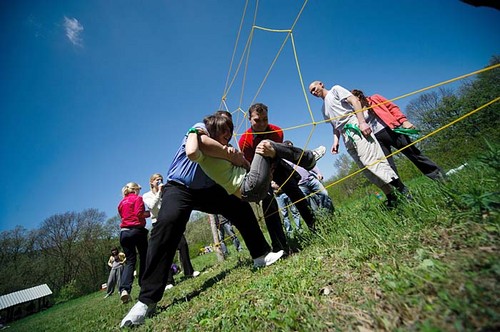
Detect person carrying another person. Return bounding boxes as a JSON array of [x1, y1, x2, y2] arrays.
[[309, 81, 411, 208], [186, 114, 326, 203], [351, 89, 445, 181], [120, 112, 284, 328]]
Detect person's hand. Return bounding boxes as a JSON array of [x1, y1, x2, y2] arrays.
[[359, 122, 372, 137], [255, 141, 276, 158], [225, 145, 237, 154], [226, 148, 249, 168], [196, 127, 208, 136], [331, 143, 339, 154], [401, 121, 415, 129], [317, 174, 324, 181]]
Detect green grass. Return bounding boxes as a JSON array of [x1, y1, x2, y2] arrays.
[[6, 164, 499, 331]]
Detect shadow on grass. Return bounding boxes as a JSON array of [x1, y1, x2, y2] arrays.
[[156, 258, 249, 313]]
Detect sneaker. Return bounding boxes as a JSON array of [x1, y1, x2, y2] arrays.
[[253, 250, 284, 268], [119, 301, 157, 328], [120, 290, 130, 304], [192, 271, 201, 277], [312, 146, 326, 161], [304, 146, 326, 170], [165, 284, 174, 291]]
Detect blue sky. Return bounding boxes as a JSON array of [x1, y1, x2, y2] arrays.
[[1, 0, 498, 232]]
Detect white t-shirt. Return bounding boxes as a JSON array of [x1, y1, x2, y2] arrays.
[[143, 190, 161, 223], [322, 85, 355, 131]]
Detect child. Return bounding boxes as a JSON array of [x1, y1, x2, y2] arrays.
[[186, 114, 326, 203], [117, 182, 150, 304]]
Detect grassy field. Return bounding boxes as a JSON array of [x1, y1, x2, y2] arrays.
[[6, 160, 499, 331]]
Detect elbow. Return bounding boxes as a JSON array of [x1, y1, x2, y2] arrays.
[[186, 148, 197, 161]]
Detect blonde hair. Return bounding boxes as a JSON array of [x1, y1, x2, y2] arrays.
[[149, 173, 163, 189], [122, 182, 141, 197]]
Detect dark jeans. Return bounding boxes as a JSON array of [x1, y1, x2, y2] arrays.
[[262, 160, 316, 252], [166, 234, 194, 285], [138, 182, 270, 305], [119, 227, 149, 293], [375, 128, 443, 180]]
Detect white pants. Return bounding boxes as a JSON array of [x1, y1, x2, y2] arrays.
[[342, 117, 398, 193]]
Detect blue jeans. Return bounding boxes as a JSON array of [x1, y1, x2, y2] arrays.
[[299, 177, 334, 213], [276, 192, 300, 233]]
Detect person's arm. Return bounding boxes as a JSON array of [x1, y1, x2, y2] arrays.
[[199, 134, 250, 169], [347, 95, 371, 136], [107, 256, 113, 268], [185, 130, 202, 162], [371, 94, 413, 128], [142, 191, 160, 212], [332, 128, 340, 154]]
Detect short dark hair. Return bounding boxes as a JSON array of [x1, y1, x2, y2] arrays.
[[283, 140, 293, 146], [248, 103, 268, 118]]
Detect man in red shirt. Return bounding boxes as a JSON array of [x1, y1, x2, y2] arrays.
[[239, 103, 318, 253]]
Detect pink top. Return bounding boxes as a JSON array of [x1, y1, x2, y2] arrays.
[[118, 193, 147, 228], [367, 94, 408, 129]]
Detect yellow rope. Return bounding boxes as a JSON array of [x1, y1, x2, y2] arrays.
[[218, 0, 499, 221]]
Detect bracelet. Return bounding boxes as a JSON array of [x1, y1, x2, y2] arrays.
[[187, 127, 198, 135]]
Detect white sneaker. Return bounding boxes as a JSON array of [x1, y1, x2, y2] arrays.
[[312, 146, 326, 161], [192, 271, 201, 277], [253, 250, 284, 268], [165, 284, 174, 291], [120, 290, 130, 304], [119, 301, 157, 327]]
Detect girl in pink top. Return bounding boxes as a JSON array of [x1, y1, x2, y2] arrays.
[[352, 89, 445, 181], [117, 182, 150, 305]]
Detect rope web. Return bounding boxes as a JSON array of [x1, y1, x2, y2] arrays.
[[208, 0, 500, 242]]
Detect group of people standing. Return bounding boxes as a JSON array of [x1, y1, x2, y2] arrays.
[[116, 80, 443, 327]]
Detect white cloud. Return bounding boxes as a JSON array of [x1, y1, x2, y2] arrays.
[[63, 16, 84, 47]]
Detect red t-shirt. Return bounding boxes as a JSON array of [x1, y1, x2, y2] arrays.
[[118, 193, 147, 228], [238, 123, 284, 163]]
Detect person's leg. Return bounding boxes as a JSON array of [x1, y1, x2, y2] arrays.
[[262, 192, 290, 252], [275, 193, 292, 234], [222, 222, 241, 251], [119, 230, 139, 293], [177, 235, 195, 276], [240, 154, 273, 202], [299, 183, 319, 210], [274, 162, 316, 231], [374, 129, 399, 175], [307, 177, 335, 213], [191, 184, 271, 259], [268, 141, 319, 170], [286, 195, 301, 231], [166, 267, 175, 286], [138, 183, 194, 305], [136, 228, 149, 287], [391, 131, 444, 180], [344, 131, 400, 196], [106, 269, 116, 295]]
